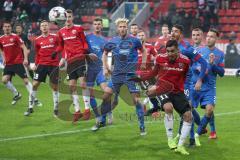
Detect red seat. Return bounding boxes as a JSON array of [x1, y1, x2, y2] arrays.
[[184, 2, 192, 9], [101, 1, 107, 7], [232, 25, 239, 32], [95, 9, 103, 15], [229, 17, 236, 24], [237, 32, 240, 38], [226, 9, 234, 16], [234, 9, 240, 16], [219, 17, 228, 24], [192, 2, 197, 8], [222, 25, 231, 32], [218, 9, 225, 16], [231, 1, 240, 9], [81, 16, 88, 23], [176, 1, 183, 8]]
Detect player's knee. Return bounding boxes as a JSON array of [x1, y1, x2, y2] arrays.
[[206, 105, 214, 116], [163, 103, 173, 113], [23, 78, 29, 85], [2, 77, 8, 84], [33, 81, 40, 89], [183, 110, 192, 123]]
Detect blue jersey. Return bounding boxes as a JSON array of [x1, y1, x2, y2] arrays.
[[178, 40, 199, 92], [105, 35, 142, 80], [86, 33, 107, 71], [191, 46, 225, 91]]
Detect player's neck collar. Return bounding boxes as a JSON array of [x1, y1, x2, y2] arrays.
[[4, 33, 12, 36], [42, 33, 49, 37], [207, 46, 216, 51], [66, 24, 74, 29], [119, 34, 128, 39]]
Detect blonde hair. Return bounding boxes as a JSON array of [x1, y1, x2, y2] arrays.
[[115, 18, 129, 26]]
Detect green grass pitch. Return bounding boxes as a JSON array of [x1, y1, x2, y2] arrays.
[[0, 73, 239, 160]]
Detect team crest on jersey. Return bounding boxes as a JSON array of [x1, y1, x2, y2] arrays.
[[10, 38, 14, 42], [179, 63, 184, 68], [72, 30, 77, 34], [119, 40, 133, 49], [49, 38, 54, 43]]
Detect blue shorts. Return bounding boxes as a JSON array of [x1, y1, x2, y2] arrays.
[[184, 82, 190, 100], [190, 89, 216, 108], [86, 69, 106, 87], [111, 75, 140, 94]]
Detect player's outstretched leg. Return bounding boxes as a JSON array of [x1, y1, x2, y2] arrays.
[[175, 110, 192, 155]]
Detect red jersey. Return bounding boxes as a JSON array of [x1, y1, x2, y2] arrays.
[[139, 53, 190, 93], [35, 33, 59, 66], [57, 25, 88, 61], [154, 35, 170, 54], [138, 42, 157, 70], [0, 34, 24, 65]]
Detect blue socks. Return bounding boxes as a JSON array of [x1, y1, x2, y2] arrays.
[[197, 115, 211, 135], [136, 102, 145, 129], [192, 109, 200, 126], [209, 113, 216, 132]]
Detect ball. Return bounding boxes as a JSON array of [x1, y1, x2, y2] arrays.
[[48, 6, 66, 22]]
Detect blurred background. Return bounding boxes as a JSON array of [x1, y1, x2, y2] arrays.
[[0, 0, 240, 74]]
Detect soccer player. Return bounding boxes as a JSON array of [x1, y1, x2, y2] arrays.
[[58, 9, 96, 123], [137, 29, 157, 112], [130, 23, 139, 37], [193, 28, 225, 146], [134, 40, 192, 155], [191, 28, 216, 135], [186, 27, 205, 146], [102, 18, 147, 135], [164, 25, 207, 147], [0, 21, 32, 107], [82, 17, 113, 128], [24, 20, 60, 116], [154, 24, 170, 54], [15, 24, 42, 107], [145, 25, 207, 116]]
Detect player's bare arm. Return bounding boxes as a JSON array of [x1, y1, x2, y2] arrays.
[[20, 43, 29, 66]]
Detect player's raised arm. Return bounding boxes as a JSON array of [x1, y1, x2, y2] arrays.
[[137, 56, 160, 81], [209, 53, 225, 77]]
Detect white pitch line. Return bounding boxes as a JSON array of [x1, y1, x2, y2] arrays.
[[0, 110, 240, 143], [215, 110, 240, 116]]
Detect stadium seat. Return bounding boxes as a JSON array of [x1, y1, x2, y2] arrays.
[[229, 17, 236, 24], [226, 9, 234, 16], [184, 2, 192, 9], [232, 25, 239, 32], [218, 9, 225, 16], [81, 16, 88, 23], [222, 25, 231, 32], [176, 1, 183, 8], [234, 9, 240, 16], [102, 1, 107, 7], [192, 2, 197, 8], [231, 1, 240, 9], [219, 17, 228, 24], [95, 8, 104, 15], [237, 32, 240, 38]]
